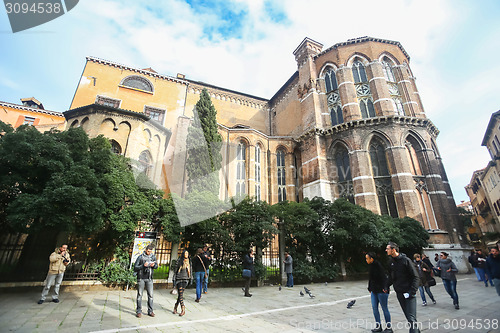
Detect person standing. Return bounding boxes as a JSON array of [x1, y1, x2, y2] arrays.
[[486, 247, 500, 296], [283, 251, 294, 288], [193, 248, 208, 303], [242, 249, 254, 297], [202, 244, 212, 294], [366, 252, 392, 333], [413, 254, 436, 306], [386, 242, 420, 333], [436, 252, 459, 309], [468, 250, 482, 281], [173, 250, 192, 316], [38, 244, 71, 304], [476, 249, 494, 287], [134, 244, 158, 318]]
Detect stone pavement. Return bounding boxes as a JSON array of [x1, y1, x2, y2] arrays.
[[0, 275, 499, 333]]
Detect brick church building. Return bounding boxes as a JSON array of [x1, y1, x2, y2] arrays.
[[63, 36, 464, 247]]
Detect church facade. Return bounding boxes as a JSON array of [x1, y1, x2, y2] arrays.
[[66, 36, 463, 245]]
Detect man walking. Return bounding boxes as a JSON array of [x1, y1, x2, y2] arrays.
[[283, 251, 293, 287], [202, 244, 212, 294], [386, 242, 421, 333], [38, 244, 71, 304], [134, 244, 158, 318], [486, 247, 500, 296], [468, 250, 482, 281], [476, 249, 494, 287]]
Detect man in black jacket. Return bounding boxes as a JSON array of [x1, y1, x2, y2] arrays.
[[386, 242, 421, 333], [134, 244, 158, 318]]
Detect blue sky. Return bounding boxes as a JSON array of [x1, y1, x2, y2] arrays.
[[1, 0, 499, 203]]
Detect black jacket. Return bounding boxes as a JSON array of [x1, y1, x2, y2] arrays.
[[368, 260, 390, 293], [243, 254, 255, 276], [388, 253, 419, 295], [193, 254, 209, 273], [134, 252, 158, 280], [486, 254, 500, 279]]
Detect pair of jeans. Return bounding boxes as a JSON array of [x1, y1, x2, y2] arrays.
[[136, 279, 154, 314], [477, 268, 494, 286], [396, 293, 420, 333], [195, 271, 205, 300], [473, 267, 482, 281], [40, 272, 64, 301], [418, 285, 434, 303], [493, 278, 500, 296], [370, 292, 391, 328], [286, 273, 294, 287], [203, 268, 210, 292], [441, 278, 459, 305]]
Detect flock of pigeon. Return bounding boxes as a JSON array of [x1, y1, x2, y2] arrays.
[[276, 284, 356, 308]]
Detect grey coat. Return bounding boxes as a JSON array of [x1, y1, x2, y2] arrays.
[[436, 258, 458, 281], [284, 255, 293, 274]]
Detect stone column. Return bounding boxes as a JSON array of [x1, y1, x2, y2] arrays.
[[336, 66, 362, 122], [349, 149, 379, 213], [247, 143, 255, 198], [366, 61, 393, 116], [394, 64, 424, 118], [301, 135, 332, 201]]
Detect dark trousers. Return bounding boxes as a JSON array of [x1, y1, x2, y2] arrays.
[[396, 293, 420, 333], [136, 279, 154, 314], [244, 276, 251, 295], [286, 273, 294, 287]]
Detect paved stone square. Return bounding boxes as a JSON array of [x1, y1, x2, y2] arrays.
[[0, 275, 499, 332]]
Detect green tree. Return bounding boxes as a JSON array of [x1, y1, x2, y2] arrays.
[[185, 89, 223, 194]]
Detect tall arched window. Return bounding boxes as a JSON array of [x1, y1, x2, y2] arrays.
[[369, 139, 397, 217], [138, 150, 153, 177], [330, 105, 343, 125], [277, 149, 286, 202], [352, 60, 368, 83], [334, 145, 354, 203], [325, 67, 343, 126], [236, 141, 246, 196], [406, 136, 438, 229], [359, 99, 376, 118], [255, 144, 261, 201], [324, 68, 338, 93], [382, 58, 396, 82]]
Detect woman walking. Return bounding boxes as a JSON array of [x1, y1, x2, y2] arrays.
[[436, 252, 459, 309], [366, 252, 392, 333], [413, 254, 436, 306], [173, 250, 192, 316], [193, 248, 208, 303]]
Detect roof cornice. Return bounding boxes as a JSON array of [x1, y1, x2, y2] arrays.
[[86, 56, 189, 85], [314, 36, 410, 61], [0, 101, 64, 117]]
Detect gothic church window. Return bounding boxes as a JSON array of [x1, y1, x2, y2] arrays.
[[324, 67, 343, 126], [255, 144, 261, 201], [111, 140, 122, 155], [236, 141, 246, 196], [382, 56, 405, 116], [360, 99, 376, 118], [369, 139, 398, 217], [277, 149, 286, 202], [324, 69, 338, 93], [334, 145, 354, 203], [352, 60, 367, 83], [120, 75, 154, 93]]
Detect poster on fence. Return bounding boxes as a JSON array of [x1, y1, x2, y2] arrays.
[[130, 231, 157, 269]]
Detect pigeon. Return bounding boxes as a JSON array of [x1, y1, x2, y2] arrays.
[[279, 286, 282, 291], [300, 291, 304, 297], [308, 293, 315, 298], [347, 300, 356, 308], [325, 282, 328, 286], [304, 286, 311, 293]]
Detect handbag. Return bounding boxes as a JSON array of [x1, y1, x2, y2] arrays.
[[198, 255, 208, 279], [242, 269, 252, 278], [427, 276, 436, 286]]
